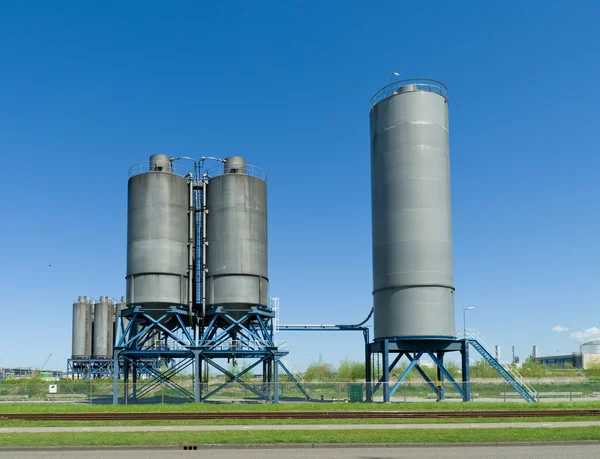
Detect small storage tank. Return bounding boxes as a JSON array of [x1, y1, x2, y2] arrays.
[[369, 80, 454, 339], [581, 340, 600, 355], [72, 296, 93, 358], [206, 156, 268, 311], [92, 296, 115, 358], [126, 154, 191, 308]]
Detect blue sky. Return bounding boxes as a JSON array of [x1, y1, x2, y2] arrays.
[[0, 1, 598, 371]]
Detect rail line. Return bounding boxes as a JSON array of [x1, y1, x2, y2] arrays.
[[2, 410, 600, 421]]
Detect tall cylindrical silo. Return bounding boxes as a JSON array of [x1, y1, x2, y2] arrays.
[[72, 296, 93, 358], [126, 154, 191, 308], [370, 80, 455, 340], [92, 296, 115, 358], [206, 156, 268, 312]]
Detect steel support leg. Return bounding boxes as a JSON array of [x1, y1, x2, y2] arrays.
[[382, 339, 390, 402], [274, 356, 279, 403], [437, 351, 445, 401], [366, 345, 373, 402], [112, 348, 120, 404], [132, 361, 138, 402], [194, 351, 200, 403], [462, 339, 471, 402], [123, 361, 129, 405]]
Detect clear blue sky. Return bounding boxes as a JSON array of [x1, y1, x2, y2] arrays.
[[1, 1, 598, 371]]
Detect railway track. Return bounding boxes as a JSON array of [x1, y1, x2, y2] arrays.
[[2, 410, 600, 421]]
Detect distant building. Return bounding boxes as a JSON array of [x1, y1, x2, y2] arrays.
[[532, 340, 600, 369], [534, 353, 582, 368], [580, 340, 600, 369]]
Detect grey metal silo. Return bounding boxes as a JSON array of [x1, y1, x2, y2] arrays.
[[72, 296, 92, 358], [114, 296, 127, 345], [92, 296, 115, 358], [126, 154, 191, 308], [370, 80, 455, 339], [205, 156, 268, 311]]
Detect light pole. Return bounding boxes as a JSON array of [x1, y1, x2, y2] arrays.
[[390, 72, 399, 84], [463, 307, 475, 337]]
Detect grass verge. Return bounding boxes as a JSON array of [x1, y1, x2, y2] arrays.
[[1, 427, 600, 446], [0, 416, 598, 428], [2, 401, 600, 414]]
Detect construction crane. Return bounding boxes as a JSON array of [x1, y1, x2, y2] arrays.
[[38, 353, 52, 371]]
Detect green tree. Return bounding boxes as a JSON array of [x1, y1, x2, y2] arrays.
[[519, 357, 546, 378], [304, 354, 336, 381], [584, 362, 600, 379], [470, 359, 493, 378], [336, 359, 365, 381]]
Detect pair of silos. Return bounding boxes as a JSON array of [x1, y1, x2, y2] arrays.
[[370, 81, 455, 339], [71, 296, 121, 359], [125, 154, 268, 314]]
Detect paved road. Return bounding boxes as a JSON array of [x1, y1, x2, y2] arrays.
[[1, 444, 599, 459], [1, 420, 600, 433]]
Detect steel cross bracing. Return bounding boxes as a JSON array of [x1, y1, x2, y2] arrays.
[[67, 359, 115, 379], [112, 305, 198, 404], [197, 306, 308, 402], [366, 338, 472, 402]]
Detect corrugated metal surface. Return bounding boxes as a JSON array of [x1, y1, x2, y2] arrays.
[[92, 296, 114, 358], [581, 341, 600, 355], [126, 155, 190, 307], [71, 296, 92, 358], [370, 84, 455, 339], [206, 157, 268, 310]]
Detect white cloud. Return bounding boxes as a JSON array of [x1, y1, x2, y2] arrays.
[[552, 325, 570, 333], [570, 327, 600, 343]]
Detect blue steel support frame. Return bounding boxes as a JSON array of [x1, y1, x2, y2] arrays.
[[196, 306, 302, 403], [67, 359, 115, 379], [366, 338, 471, 402], [112, 305, 198, 404], [461, 338, 471, 402]]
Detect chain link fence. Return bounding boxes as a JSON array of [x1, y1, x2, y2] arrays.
[[2, 379, 600, 404]]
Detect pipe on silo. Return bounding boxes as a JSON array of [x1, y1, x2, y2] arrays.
[[188, 176, 194, 326], [201, 175, 208, 326]]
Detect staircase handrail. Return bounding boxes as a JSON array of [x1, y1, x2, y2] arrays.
[[281, 358, 305, 384], [461, 329, 537, 397]]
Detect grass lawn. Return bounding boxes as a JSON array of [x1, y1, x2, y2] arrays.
[[1, 427, 600, 446], [1, 415, 598, 428], [2, 400, 600, 414]]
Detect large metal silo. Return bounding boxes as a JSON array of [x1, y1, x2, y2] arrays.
[[71, 296, 93, 358], [370, 80, 455, 340], [92, 296, 115, 358], [126, 154, 191, 308], [205, 156, 268, 311]]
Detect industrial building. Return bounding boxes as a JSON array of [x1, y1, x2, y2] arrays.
[[533, 341, 600, 369], [69, 77, 539, 403]]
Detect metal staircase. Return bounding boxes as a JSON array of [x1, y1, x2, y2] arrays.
[[458, 330, 537, 403]]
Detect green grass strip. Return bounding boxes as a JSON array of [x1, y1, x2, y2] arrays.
[[1, 416, 598, 428], [2, 401, 600, 414], [1, 427, 600, 446]]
